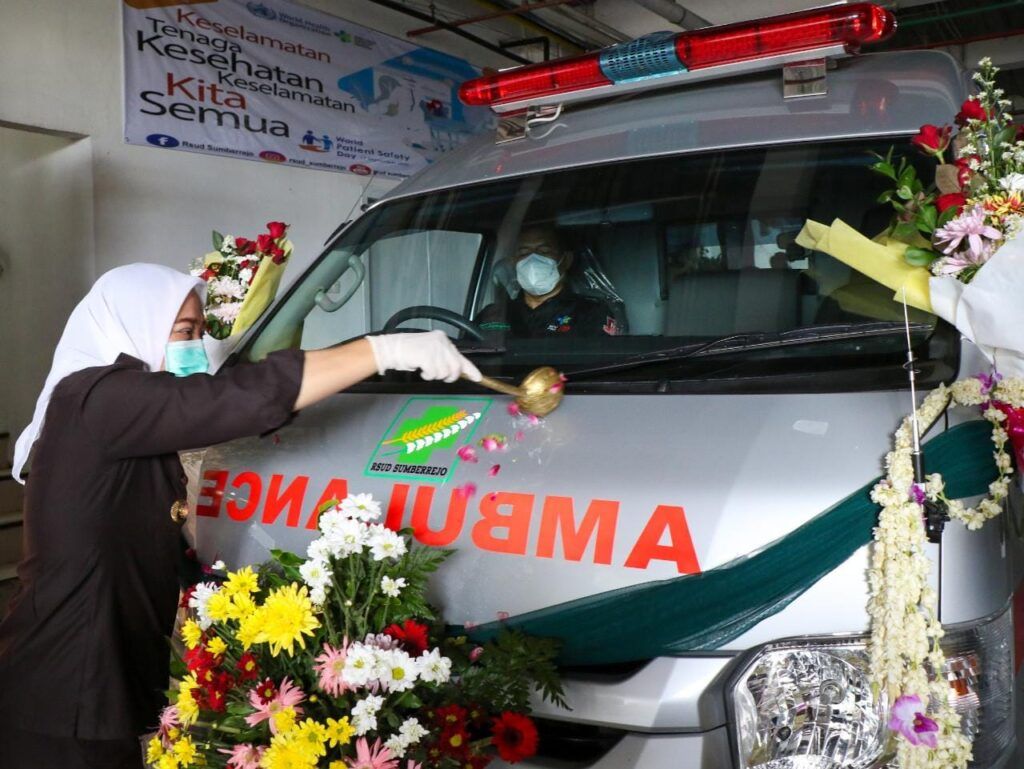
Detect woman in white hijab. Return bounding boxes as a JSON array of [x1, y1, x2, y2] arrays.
[[0, 263, 479, 768]]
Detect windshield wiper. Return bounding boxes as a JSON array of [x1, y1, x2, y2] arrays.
[[567, 322, 932, 380]]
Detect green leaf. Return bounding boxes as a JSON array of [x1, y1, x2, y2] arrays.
[[869, 160, 897, 180], [917, 205, 938, 234], [891, 221, 918, 242], [898, 164, 917, 189], [270, 549, 304, 567], [212, 230, 225, 251], [937, 206, 959, 228], [904, 247, 938, 267], [876, 190, 894, 204], [896, 185, 913, 201]]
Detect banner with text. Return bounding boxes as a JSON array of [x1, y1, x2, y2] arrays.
[[122, 0, 495, 177]]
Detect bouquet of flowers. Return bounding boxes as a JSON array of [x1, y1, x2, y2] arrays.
[[192, 221, 293, 340], [147, 493, 564, 769], [796, 57, 1024, 376]]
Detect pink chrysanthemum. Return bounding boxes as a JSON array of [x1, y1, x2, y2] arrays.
[[933, 204, 1002, 260], [219, 743, 265, 769], [348, 738, 399, 769], [244, 677, 305, 733], [158, 705, 180, 747], [314, 640, 352, 697]]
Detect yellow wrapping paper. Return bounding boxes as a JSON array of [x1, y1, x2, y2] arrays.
[[204, 241, 291, 337], [796, 218, 933, 313]]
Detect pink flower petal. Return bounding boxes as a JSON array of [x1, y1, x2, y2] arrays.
[[549, 382, 563, 393], [470, 647, 484, 662], [506, 402, 521, 416], [456, 445, 478, 463], [455, 482, 477, 501], [514, 431, 525, 441], [528, 414, 540, 425], [488, 464, 501, 477]]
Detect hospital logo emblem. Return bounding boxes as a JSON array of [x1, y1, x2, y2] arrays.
[[365, 397, 491, 483]]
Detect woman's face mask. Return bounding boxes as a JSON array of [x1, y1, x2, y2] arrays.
[[516, 253, 561, 296], [165, 339, 209, 377]]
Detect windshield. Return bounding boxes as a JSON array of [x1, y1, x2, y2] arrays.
[[247, 139, 955, 390]]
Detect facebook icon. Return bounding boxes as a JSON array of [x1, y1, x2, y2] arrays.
[[145, 133, 180, 148]]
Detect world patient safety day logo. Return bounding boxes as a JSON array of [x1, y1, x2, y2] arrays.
[[365, 397, 492, 483]]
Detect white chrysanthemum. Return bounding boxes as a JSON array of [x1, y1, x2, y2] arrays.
[[351, 694, 383, 736], [307, 537, 334, 562], [318, 508, 346, 536], [380, 576, 406, 598], [368, 526, 407, 561], [326, 518, 367, 558], [379, 649, 418, 693], [384, 736, 406, 758], [1000, 172, 1024, 194], [188, 582, 220, 630], [220, 235, 236, 252], [341, 493, 382, 522], [208, 301, 242, 324], [299, 557, 331, 590], [399, 717, 427, 746], [417, 648, 452, 684], [209, 276, 246, 300], [238, 267, 255, 284], [309, 584, 327, 607], [342, 643, 378, 688]]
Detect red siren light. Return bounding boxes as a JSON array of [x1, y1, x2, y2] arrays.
[[459, 3, 896, 110]]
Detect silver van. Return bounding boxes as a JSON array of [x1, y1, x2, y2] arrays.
[[193, 8, 1022, 767]]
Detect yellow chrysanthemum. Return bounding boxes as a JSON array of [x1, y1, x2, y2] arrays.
[[167, 727, 180, 742], [253, 584, 320, 657], [261, 732, 318, 769], [146, 736, 165, 763], [293, 719, 328, 758], [324, 716, 355, 748], [982, 193, 1023, 218], [176, 688, 199, 727], [222, 566, 260, 598], [180, 619, 202, 650], [236, 610, 265, 650], [329, 762, 346, 769], [230, 591, 258, 620], [272, 706, 299, 735], [205, 591, 234, 623], [172, 736, 197, 767], [205, 636, 228, 657], [157, 753, 180, 769]]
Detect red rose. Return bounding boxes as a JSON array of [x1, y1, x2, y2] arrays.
[[270, 245, 286, 264], [935, 192, 966, 214], [954, 155, 980, 187], [491, 712, 538, 763], [384, 619, 430, 655], [266, 221, 288, 239], [911, 124, 951, 157], [256, 233, 274, 253], [235, 237, 252, 251], [956, 98, 989, 126]]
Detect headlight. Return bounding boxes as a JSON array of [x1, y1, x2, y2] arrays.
[[728, 604, 1014, 769]]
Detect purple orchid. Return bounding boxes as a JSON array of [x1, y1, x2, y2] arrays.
[[889, 694, 940, 748], [976, 371, 1003, 396], [909, 484, 927, 505]]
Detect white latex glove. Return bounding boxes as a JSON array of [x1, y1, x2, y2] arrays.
[[366, 330, 482, 383]]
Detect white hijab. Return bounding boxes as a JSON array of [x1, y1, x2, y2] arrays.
[[12, 263, 205, 482]]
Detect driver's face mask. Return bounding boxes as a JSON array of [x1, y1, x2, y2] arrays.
[[516, 253, 561, 296], [165, 339, 210, 377]]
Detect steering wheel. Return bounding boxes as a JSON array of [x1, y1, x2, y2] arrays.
[[382, 305, 486, 342]]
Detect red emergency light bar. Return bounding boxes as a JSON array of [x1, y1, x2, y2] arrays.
[[459, 3, 896, 111]]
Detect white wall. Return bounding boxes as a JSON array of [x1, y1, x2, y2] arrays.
[[0, 128, 95, 445], [0, 0, 509, 447]]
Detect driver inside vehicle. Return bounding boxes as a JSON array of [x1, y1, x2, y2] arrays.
[[478, 225, 620, 338]]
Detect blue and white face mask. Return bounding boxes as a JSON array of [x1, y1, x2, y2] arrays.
[[165, 339, 209, 377], [516, 253, 561, 296]]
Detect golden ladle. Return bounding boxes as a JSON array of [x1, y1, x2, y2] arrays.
[[463, 366, 565, 417]]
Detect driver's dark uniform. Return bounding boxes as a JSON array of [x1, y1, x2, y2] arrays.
[[478, 290, 619, 338]]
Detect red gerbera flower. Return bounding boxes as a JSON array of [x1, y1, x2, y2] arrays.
[[184, 646, 217, 673], [433, 704, 468, 728], [236, 652, 260, 682], [384, 619, 430, 655], [255, 678, 277, 705], [205, 687, 228, 712], [491, 712, 538, 763], [439, 724, 471, 757]]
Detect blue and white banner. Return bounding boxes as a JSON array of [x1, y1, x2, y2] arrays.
[[122, 0, 495, 177]]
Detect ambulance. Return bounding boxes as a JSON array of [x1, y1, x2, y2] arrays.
[[194, 4, 1022, 766]]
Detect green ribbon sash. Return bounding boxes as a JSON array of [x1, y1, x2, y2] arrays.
[[465, 421, 998, 665]]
